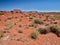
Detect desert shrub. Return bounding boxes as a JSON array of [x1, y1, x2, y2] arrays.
[[14, 23, 16, 25], [31, 23, 37, 28], [53, 21, 57, 24], [29, 15, 35, 20], [43, 19, 46, 21], [7, 16, 13, 20], [10, 11, 13, 14], [45, 14, 49, 17], [15, 16, 18, 19], [7, 22, 14, 29], [5, 22, 14, 30], [31, 30, 39, 39], [47, 15, 55, 21], [18, 30, 23, 33], [34, 19, 44, 24], [56, 30, 60, 37], [3, 31, 6, 33], [38, 28, 47, 34], [4, 16, 13, 21], [0, 11, 5, 15], [45, 24, 49, 26], [0, 31, 4, 38], [17, 38, 20, 41], [24, 14, 29, 17], [38, 26, 50, 34], [16, 11, 18, 13], [45, 14, 49, 19], [49, 24, 58, 33], [10, 11, 13, 12], [49, 24, 60, 37], [54, 15, 60, 19], [19, 24, 22, 27]]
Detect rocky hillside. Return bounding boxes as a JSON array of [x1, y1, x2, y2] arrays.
[[0, 9, 60, 45]]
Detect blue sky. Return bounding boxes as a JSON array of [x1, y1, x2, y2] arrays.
[[0, 0, 60, 12]]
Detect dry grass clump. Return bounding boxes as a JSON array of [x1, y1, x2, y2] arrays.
[[5, 22, 14, 30], [0, 11, 5, 15], [38, 25, 50, 34], [54, 15, 60, 19], [33, 19, 44, 24], [31, 30, 39, 39], [49, 24, 60, 37], [0, 31, 4, 38]]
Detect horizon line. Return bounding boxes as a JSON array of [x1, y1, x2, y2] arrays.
[[0, 9, 60, 12]]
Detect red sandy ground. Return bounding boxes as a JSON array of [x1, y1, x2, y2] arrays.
[[0, 9, 60, 45]]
